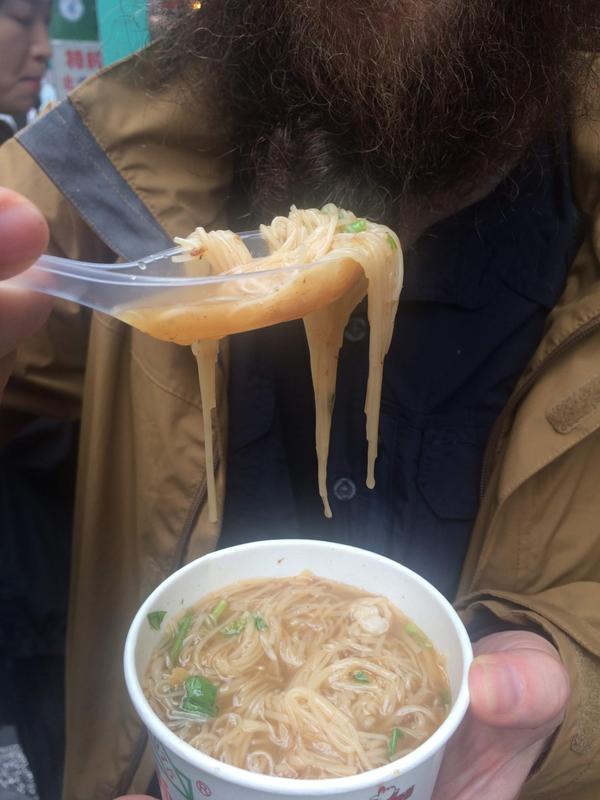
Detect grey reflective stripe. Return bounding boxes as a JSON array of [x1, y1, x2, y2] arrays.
[[17, 98, 172, 260]]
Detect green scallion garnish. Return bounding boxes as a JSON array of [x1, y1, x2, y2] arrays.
[[169, 613, 193, 664], [222, 616, 247, 636], [439, 688, 452, 706], [353, 671, 370, 683], [405, 622, 433, 649], [206, 599, 228, 626], [147, 611, 167, 631], [344, 219, 368, 233], [254, 615, 268, 631], [386, 233, 398, 250], [181, 675, 218, 717], [388, 727, 404, 758]]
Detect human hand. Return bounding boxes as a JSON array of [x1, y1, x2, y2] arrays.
[[0, 187, 51, 396], [432, 630, 570, 800], [114, 631, 569, 800]]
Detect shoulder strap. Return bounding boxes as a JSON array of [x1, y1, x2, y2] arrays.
[[17, 98, 172, 260]]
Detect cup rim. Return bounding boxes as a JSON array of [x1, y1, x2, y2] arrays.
[[124, 539, 473, 796]]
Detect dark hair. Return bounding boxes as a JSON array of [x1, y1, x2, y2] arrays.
[[154, 0, 600, 226]]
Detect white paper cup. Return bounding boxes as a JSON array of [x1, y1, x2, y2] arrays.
[[125, 540, 473, 800]]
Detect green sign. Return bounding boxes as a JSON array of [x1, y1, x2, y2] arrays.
[[51, 0, 98, 41]]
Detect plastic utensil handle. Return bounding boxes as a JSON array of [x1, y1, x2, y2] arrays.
[[2, 262, 105, 311]]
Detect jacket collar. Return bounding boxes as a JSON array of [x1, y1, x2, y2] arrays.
[[69, 46, 235, 242]]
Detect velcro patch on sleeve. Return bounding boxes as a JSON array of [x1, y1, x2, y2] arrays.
[[547, 375, 600, 434]]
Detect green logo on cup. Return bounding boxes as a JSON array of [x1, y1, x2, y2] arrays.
[[151, 735, 194, 800]]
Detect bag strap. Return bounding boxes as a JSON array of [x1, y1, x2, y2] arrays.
[[17, 98, 172, 260]]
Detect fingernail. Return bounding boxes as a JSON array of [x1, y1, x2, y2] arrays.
[[472, 657, 524, 715]]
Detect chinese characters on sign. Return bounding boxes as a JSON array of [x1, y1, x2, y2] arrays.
[[50, 40, 103, 99]]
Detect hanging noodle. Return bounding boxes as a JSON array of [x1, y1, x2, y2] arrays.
[[144, 573, 450, 779], [117, 207, 403, 519]]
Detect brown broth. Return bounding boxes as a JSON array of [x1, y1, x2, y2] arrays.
[[143, 573, 450, 779]]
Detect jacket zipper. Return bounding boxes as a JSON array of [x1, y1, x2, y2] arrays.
[[480, 314, 600, 498]]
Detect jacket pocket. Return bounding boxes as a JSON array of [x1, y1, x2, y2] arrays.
[[417, 426, 489, 520]]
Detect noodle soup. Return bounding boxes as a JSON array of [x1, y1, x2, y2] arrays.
[[125, 540, 472, 800], [143, 573, 450, 780]]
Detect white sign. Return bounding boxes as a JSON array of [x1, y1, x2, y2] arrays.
[[49, 39, 103, 100]]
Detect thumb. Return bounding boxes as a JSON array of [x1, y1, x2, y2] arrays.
[[432, 632, 569, 799], [0, 189, 52, 372], [469, 634, 570, 732], [0, 188, 49, 276]]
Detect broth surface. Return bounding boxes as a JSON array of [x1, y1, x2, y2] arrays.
[[144, 572, 450, 779]]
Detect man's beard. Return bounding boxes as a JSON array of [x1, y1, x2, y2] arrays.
[[156, 0, 597, 227]]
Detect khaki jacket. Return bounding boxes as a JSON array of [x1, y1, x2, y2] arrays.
[[1, 51, 600, 800]]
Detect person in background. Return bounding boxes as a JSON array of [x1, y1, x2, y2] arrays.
[[0, 0, 51, 143]]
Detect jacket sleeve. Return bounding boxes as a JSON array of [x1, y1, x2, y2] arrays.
[[0, 136, 113, 420], [457, 60, 600, 800], [457, 588, 600, 800]]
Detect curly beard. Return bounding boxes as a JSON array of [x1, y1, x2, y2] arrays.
[[155, 0, 598, 227]]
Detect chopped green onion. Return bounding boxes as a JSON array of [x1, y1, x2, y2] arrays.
[[405, 622, 433, 649], [386, 233, 398, 250], [169, 613, 193, 664], [344, 219, 368, 233], [353, 671, 370, 683], [206, 599, 228, 626], [147, 611, 167, 631], [254, 614, 268, 631], [439, 688, 452, 706], [388, 727, 404, 758], [181, 675, 218, 717], [222, 616, 247, 636]]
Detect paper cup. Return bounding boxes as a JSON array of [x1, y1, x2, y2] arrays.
[[125, 540, 472, 800]]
